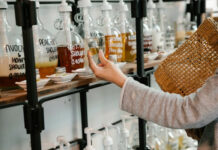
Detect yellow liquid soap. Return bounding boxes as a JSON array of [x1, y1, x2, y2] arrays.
[[89, 47, 99, 56], [105, 35, 124, 62], [89, 47, 99, 63], [122, 32, 136, 62], [36, 61, 58, 78]]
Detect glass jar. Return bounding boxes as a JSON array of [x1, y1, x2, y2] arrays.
[[98, 0, 124, 63], [165, 24, 175, 51], [33, 3, 58, 78], [0, 3, 25, 89], [152, 18, 164, 52], [143, 18, 152, 53], [185, 21, 197, 39], [55, 3, 84, 73], [175, 21, 186, 47]]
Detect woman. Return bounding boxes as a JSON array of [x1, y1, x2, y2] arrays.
[[88, 50, 218, 150]]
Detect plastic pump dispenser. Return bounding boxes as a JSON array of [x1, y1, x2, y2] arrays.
[[55, 0, 84, 72], [116, 0, 136, 62], [100, 0, 123, 62], [101, 0, 112, 35], [32, 0, 58, 78], [119, 115, 137, 150], [103, 125, 114, 150], [0, 0, 25, 89], [148, 0, 164, 52], [78, 0, 98, 72], [103, 124, 120, 150], [84, 127, 102, 150], [57, 136, 70, 150], [118, 0, 128, 34], [78, 0, 91, 39], [157, 0, 165, 31], [147, 0, 155, 29]]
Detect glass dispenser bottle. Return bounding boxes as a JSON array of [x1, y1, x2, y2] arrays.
[[0, 0, 25, 89], [77, 0, 102, 66], [165, 24, 175, 51], [155, 0, 165, 52], [98, 0, 124, 63], [185, 21, 197, 40], [143, 17, 152, 53], [55, 0, 84, 73], [147, 0, 162, 53], [33, 0, 58, 78], [114, 0, 136, 62]]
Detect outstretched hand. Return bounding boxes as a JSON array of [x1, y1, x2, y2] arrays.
[[88, 50, 127, 88]]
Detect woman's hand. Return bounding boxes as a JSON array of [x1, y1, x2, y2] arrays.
[[88, 50, 127, 88]]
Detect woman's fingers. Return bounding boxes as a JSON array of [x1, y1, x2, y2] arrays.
[[88, 51, 98, 73], [99, 50, 108, 65]]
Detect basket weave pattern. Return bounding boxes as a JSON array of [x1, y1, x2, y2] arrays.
[[154, 18, 218, 140], [155, 18, 218, 96]]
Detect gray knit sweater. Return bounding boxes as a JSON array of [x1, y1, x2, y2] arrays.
[[121, 70, 218, 149]]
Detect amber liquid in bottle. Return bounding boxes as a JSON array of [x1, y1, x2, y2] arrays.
[[58, 45, 84, 72], [36, 66, 56, 78], [0, 53, 26, 89], [105, 35, 123, 62], [122, 33, 136, 62], [0, 75, 26, 89], [89, 47, 99, 56]]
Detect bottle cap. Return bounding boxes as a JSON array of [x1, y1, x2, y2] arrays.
[[118, 0, 128, 12], [157, 0, 164, 9], [147, 0, 155, 9], [78, 0, 92, 8], [36, 0, 40, 8], [59, 0, 72, 12], [0, 0, 8, 9], [101, 0, 112, 11]]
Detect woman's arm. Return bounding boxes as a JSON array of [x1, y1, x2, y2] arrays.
[[88, 51, 218, 129], [121, 76, 218, 129]]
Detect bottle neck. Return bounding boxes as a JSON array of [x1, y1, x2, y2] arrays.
[[102, 11, 112, 35], [36, 8, 43, 29], [61, 12, 72, 48], [147, 9, 153, 28], [156, 7, 163, 29]]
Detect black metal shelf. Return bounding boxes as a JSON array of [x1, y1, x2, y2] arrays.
[[0, 0, 180, 149]]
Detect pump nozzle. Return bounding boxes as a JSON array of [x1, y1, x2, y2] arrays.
[[120, 115, 138, 138], [119, 0, 128, 11], [103, 125, 114, 149], [101, 0, 112, 11], [35, 0, 40, 8], [59, 0, 72, 12], [147, 0, 155, 9], [57, 136, 70, 150], [157, 0, 164, 9], [84, 127, 102, 150]]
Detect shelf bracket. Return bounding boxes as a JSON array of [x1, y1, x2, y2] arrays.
[[23, 103, 45, 134]]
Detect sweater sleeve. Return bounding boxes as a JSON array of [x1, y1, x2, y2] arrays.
[[120, 75, 218, 129]]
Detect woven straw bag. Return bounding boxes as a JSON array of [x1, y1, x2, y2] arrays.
[[154, 17, 218, 140]]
